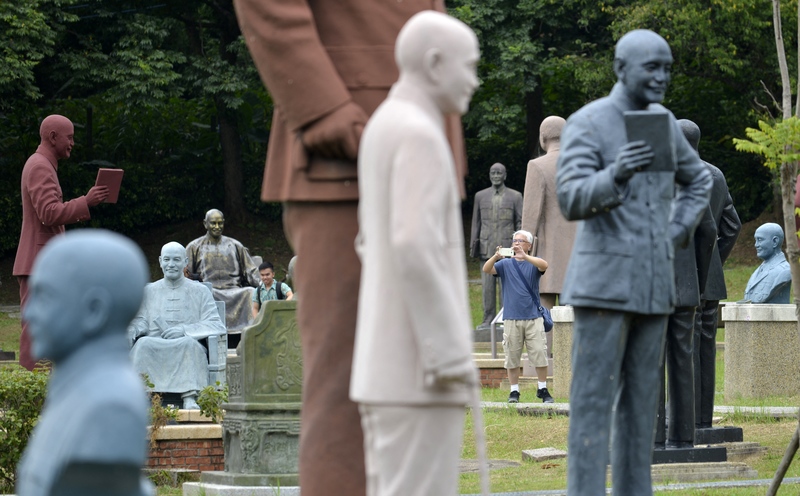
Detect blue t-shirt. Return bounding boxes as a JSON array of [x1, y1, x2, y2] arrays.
[[494, 258, 545, 320]]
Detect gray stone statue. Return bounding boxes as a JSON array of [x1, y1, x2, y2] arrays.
[[351, 11, 479, 496], [744, 222, 791, 303], [185, 209, 260, 331], [522, 115, 574, 309], [470, 163, 523, 328], [556, 29, 711, 495], [17, 230, 153, 496], [129, 241, 226, 410]]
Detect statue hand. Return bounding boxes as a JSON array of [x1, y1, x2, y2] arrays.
[[162, 327, 185, 339], [612, 140, 654, 183], [85, 185, 109, 207], [300, 101, 368, 161], [428, 360, 478, 387]]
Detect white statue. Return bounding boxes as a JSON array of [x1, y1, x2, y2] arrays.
[[129, 241, 226, 410], [350, 11, 479, 496]]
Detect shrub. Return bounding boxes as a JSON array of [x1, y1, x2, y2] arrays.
[[0, 365, 50, 493]]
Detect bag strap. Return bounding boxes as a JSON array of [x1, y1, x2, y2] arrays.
[[509, 259, 543, 311], [276, 281, 284, 300]]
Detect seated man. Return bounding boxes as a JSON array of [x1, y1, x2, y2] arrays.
[[185, 208, 260, 331], [744, 222, 792, 303], [130, 241, 226, 410], [17, 230, 153, 496], [251, 261, 294, 318]]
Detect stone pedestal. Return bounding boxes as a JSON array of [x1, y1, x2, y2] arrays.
[[695, 426, 743, 445], [651, 445, 727, 464], [551, 306, 574, 399], [721, 304, 800, 401], [201, 300, 301, 487]]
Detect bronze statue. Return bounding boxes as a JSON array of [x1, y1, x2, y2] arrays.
[[470, 163, 523, 328]]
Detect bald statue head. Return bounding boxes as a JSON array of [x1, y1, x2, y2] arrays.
[[613, 30, 673, 109], [203, 209, 225, 240], [395, 11, 480, 115], [489, 162, 507, 188], [754, 223, 784, 262], [159, 241, 189, 282], [539, 116, 565, 152], [39, 114, 74, 160], [678, 119, 701, 152], [23, 230, 149, 363]]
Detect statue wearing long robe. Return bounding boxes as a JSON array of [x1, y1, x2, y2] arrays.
[[129, 278, 225, 394], [186, 234, 260, 331]]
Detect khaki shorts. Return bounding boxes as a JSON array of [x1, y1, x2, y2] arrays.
[[503, 318, 548, 369]]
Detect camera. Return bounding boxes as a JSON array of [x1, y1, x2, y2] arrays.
[[498, 247, 514, 258]]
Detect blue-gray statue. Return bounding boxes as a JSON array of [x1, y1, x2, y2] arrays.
[[556, 29, 711, 495], [129, 241, 226, 410], [744, 222, 791, 303], [16, 229, 154, 496]]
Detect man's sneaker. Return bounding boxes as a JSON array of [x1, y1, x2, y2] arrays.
[[508, 390, 520, 403], [537, 387, 554, 404]]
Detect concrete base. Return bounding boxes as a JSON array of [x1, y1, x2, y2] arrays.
[[695, 426, 744, 445], [473, 325, 503, 342], [649, 462, 757, 483], [652, 445, 727, 464], [200, 471, 299, 487], [0, 350, 15, 360], [183, 482, 300, 495], [723, 442, 769, 461]]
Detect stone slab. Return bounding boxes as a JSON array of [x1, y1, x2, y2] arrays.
[[473, 325, 503, 343], [459, 459, 521, 472], [723, 442, 769, 462], [652, 445, 727, 464], [200, 471, 299, 487], [148, 424, 222, 441], [183, 482, 300, 496], [650, 461, 757, 483], [695, 426, 743, 444], [522, 447, 567, 462], [0, 351, 15, 360]]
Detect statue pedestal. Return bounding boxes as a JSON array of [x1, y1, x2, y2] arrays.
[[651, 445, 727, 464], [551, 306, 574, 398], [695, 426, 743, 445], [721, 304, 800, 400], [200, 300, 302, 488]]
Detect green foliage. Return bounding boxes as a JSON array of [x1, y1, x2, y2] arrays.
[[733, 117, 800, 170], [0, 365, 50, 493], [197, 381, 228, 423]]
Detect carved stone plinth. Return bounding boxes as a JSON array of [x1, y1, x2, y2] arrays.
[[651, 445, 727, 464], [201, 301, 301, 487], [695, 426, 743, 445]]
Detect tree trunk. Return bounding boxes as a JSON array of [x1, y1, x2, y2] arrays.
[[216, 101, 247, 224]]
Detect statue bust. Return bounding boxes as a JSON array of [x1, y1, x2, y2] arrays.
[[470, 162, 523, 327], [129, 241, 226, 409], [185, 209, 260, 331], [17, 230, 153, 496], [744, 222, 791, 303]]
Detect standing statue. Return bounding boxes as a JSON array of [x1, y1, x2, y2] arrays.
[[233, 0, 467, 493], [185, 209, 260, 331], [654, 120, 718, 449], [17, 230, 153, 496], [678, 120, 741, 430], [743, 223, 792, 303], [470, 163, 523, 328], [556, 30, 711, 495], [14, 114, 109, 370], [130, 242, 226, 410], [521, 115, 574, 309], [351, 12, 479, 495]]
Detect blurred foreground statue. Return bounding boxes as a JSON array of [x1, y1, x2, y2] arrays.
[[17, 230, 153, 496]]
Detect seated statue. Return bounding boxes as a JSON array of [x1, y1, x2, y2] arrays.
[[17, 230, 154, 496], [185, 208, 260, 331], [744, 222, 792, 303], [129, 241, 226, 409]]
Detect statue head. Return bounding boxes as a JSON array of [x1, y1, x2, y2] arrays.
[[678, 119, 701, 152], [489, 162, 506, 187], [287, 255, 298, 287], [395, 11, 480, 115], [754, 223, 784, 261], [613, 30, 673, 109], [39, 114, 74, 160], [159, 242, 188, 282], [23, 230, 149, 363], [258, 261, 276, 288], [539, 116, 565, 152], [203, 209, 224, 240]]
